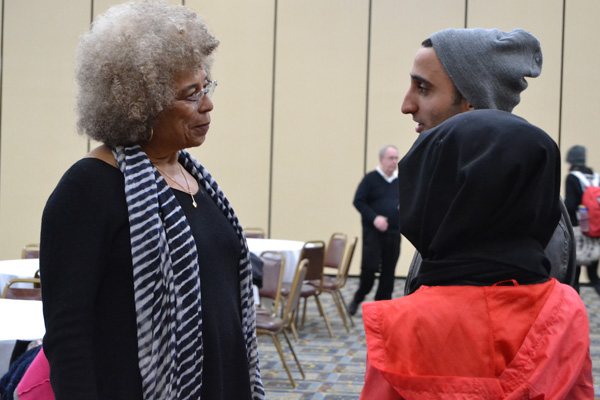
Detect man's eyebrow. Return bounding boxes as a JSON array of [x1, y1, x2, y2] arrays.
[[410, 74, 431, 86]]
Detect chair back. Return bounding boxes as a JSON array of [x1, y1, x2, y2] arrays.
[[2, 278, 42, 301], [300, 241, 325, 282], [21, 244, 40, 259], [258, 251, 286, 315], [338, 237, 358, 288], [282, 259, 308, 327], [245, 227, 266, 239], [323, 232, 347, 270]]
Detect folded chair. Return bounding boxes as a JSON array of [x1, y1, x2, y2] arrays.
[[256, 259, 308, 387]]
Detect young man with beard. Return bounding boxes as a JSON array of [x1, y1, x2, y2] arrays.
[[400, 28, 576, 294]]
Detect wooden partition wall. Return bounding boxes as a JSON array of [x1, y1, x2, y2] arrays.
[[0, 0, 599, 279]]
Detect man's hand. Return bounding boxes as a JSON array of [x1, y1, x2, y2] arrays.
[[373, 216, 388, 232]]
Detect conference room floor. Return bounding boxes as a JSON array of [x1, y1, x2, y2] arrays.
[[257, 276, 600, 400]]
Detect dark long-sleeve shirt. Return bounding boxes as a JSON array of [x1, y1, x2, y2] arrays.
[[565, 167, 594, 226], [353, 170, 399, 233], [40, 158, 251, 400]]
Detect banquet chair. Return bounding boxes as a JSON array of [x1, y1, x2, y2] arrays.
[[244, 227, 266, 239], [257, 251, 286, 317], [319, 237, 358, 329], [297, 240, 333, 338], [256, 259, 307, 387], [21, 243, 40, 259], [323, 233, 347, 271], [2, 278, 42, 301], [311, 233, 348, 331]]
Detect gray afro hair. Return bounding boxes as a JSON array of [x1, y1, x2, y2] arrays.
[[76, 0, 219, 146]]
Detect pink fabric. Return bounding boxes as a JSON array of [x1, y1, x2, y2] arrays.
[[360, 279, 593, 399], [17, 347, 55, 400]]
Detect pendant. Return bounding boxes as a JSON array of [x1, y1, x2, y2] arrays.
[[192, 197, 198, 208]]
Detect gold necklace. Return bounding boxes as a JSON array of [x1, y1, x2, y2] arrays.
[[153, 163, 198, 208]]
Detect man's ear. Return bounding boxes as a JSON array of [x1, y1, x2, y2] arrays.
[[460, 98, 475, 112]]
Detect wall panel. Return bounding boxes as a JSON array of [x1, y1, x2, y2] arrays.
[[271, 0, 368, 249], [0, 0, 90, 258], [562, 1, 600, 182]]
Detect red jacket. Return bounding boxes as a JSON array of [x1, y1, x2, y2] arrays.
[[361, 279, 593, 399]]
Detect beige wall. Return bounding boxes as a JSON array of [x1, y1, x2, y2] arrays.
[[0, 0, 89, 257], [185, 0, 275, 235], [368, 0, 466, 283], [0, 0, 598, 281]]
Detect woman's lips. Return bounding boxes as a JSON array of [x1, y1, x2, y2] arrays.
[[196, 123, 210, 134]]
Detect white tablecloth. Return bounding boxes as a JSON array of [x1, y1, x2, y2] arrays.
[[0, 258, 40, 297], [247, 238, 305, 283], [0, 299, 44, 341], [0, 298, 45, 377]]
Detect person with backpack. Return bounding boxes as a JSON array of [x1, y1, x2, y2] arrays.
[[565, 145, 600, 292]]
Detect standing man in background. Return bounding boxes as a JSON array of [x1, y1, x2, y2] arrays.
[[400, 28, 577, 295], [348, 145, 401, 315]]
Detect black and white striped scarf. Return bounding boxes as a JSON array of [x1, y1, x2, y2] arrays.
[[113, 145, 264, 400]]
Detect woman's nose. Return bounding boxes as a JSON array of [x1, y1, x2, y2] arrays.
[[198, 95, 214, 113]]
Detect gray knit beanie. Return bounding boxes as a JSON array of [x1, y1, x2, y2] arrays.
[[430, 28, 542, 112], [567, 145, 586, 167]]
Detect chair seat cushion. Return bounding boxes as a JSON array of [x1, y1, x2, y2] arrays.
[[256, 307, 271, 316], [255, 314, 284, 331], [320, 276, 339, 290], [4, 288, 42, 301], [300, 283, 317, 297]]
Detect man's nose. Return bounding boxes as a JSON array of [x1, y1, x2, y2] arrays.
[[401, 92, 416, 115]]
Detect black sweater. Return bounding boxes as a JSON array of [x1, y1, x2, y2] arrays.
[[353, 170, 400, 233], [40, 158, 251, 400]]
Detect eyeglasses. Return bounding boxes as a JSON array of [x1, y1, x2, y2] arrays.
[[176, 80, 218, 109]]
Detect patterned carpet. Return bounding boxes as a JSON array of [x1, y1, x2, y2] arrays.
[[258, 276, 600, 399]]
